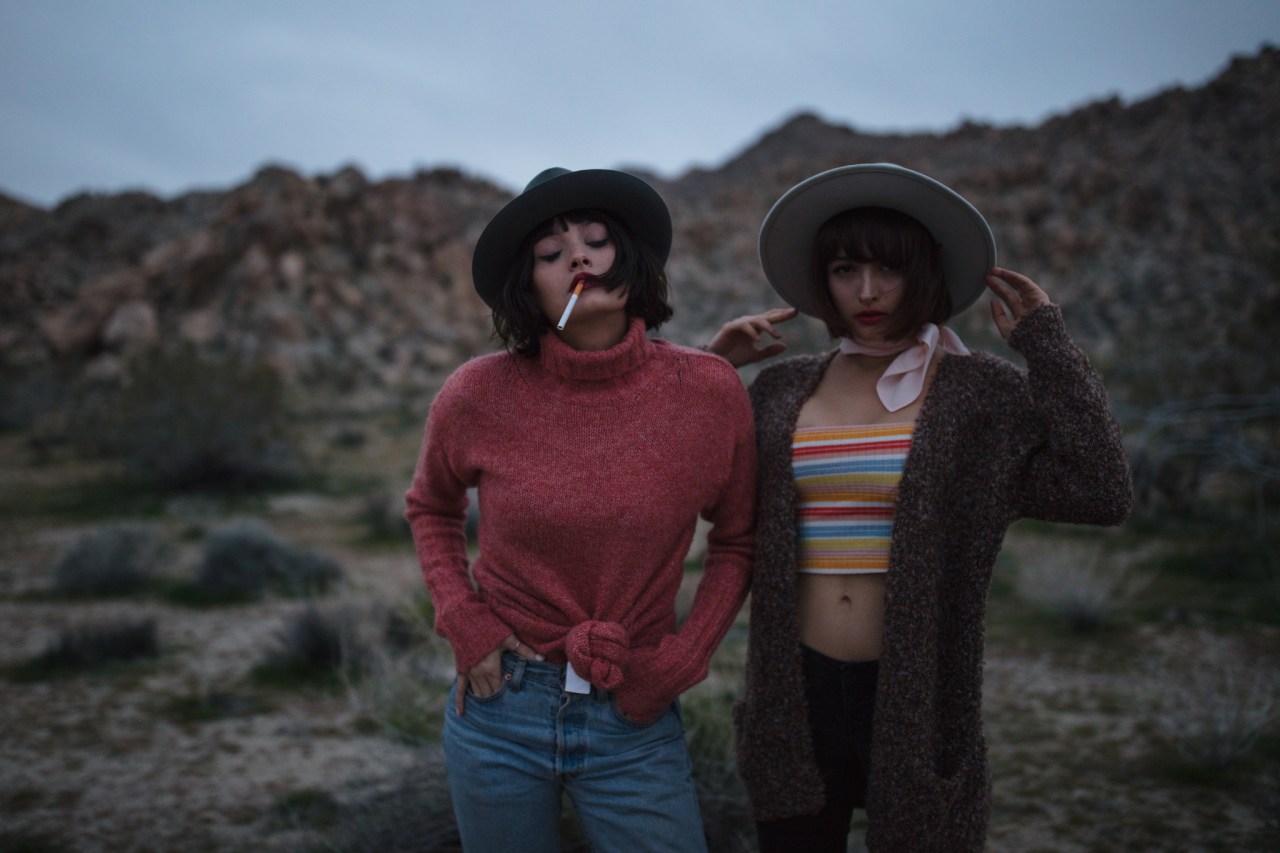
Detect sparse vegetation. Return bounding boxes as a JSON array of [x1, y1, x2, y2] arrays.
[[188, 519, 342, 603], [350, 601, 451, 744], [71, 344, 305, 491], [50, 523, 168, 597], [319, 763, 462, 853], [268, 787, 342, 832], [682, 681, 755, 853], [161, 689, 271, 724], [7, 618, 159, 681], [250, 605, 361, 690], [355, 491, 412, 544], [1013, 538, 1151, 632], [1148, 646, 1278, 770]]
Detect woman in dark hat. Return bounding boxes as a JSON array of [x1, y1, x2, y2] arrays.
[[405, 167, 756, 852], [708, 164, 1132, 851]]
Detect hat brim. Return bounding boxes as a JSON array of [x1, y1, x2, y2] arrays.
[[471, 169, 672, 309], [758, 164, 996, 319]]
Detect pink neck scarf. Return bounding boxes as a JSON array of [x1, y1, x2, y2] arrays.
[[838, 323, 970, 412]]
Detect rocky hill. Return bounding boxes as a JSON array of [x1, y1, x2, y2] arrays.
[[2, 47, 1278, 415]]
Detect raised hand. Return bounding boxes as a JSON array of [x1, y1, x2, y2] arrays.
[[986, 267, 1052, 340], [705, 306, 799, 367]]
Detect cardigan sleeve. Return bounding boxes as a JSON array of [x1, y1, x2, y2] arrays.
[[1006, 304, 1133, 525], [613, 369, 757, 723], [403, 369, 514, 675]]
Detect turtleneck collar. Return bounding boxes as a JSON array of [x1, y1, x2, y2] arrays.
[[537, 317, 656, 383]]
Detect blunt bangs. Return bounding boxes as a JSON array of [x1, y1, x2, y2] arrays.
[[492, 209, 672, 356], [808, 207, 951, 341]]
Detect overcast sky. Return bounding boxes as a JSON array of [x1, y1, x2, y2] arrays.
[[2, 0, 1277, 208]]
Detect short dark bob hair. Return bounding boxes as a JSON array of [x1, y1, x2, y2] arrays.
[[492, 209, 672, 357], [808, 206, 951, 342]]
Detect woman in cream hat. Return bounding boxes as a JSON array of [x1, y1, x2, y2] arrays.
[[406, 167, 756, 852], [710, 164, 1132, 851]]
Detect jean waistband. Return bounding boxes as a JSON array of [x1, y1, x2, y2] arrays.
[[499, 651, 611, 699]]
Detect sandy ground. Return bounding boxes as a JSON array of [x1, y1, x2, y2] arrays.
[[2, 510, 1277, 851], [0, 539, 433, 851]]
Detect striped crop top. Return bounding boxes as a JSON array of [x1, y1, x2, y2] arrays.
[[792, 424, 914, 574]]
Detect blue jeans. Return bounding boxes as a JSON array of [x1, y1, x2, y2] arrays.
[[443, 652, 707, 853]]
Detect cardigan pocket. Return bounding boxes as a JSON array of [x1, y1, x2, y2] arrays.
[[873, 752, 987, 851], [925, 751, 989, 850]]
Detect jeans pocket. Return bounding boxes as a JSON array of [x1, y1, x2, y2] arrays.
[[458, 676, 508, 705]]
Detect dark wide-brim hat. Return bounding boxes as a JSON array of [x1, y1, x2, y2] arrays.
[[471, 167, 672, 309], [758, 163, 997, 319]]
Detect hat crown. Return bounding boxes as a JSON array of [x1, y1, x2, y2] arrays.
[[470, 167, 673, 309], [523, 167, 570, 194], [757, 163, 996, 320]]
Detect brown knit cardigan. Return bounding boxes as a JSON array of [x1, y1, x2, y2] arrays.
[[732, 305, 1132, 852]]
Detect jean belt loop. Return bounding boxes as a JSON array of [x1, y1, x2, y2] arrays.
[[508, 656, 527, 692]]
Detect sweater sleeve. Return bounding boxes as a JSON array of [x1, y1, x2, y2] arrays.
[[1006, 304, 1134, 525], [614, 372, 757, 722], [404, 368, 513, 674]]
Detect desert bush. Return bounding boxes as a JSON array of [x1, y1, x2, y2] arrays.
[[251, 605, 362, 689], [72, 343, 304, 490], [356, 491, 412, 543], [350, 599, 453, 744], [1149, 651, 1278, 768], [268, 787, 342, 832], [1122, 390, 1280, 535], [352, 655, 446, 745], [326, 424, 368, 449], [0, 366, 75, 433], [192, 519, 341, 602], [682, 682, 754, 853], [322, 762, 462, 852], [382, 594, 437, 654], [9, 618, 159, 681], [1014, 539, 1151, 632], [50, 524, 167, 597]]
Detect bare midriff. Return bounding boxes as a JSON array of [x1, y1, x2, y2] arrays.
[[790, 348, 942, 664], [796, 572, 887, 662]]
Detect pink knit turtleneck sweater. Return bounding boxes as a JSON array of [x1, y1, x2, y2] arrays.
[[405, 318, 756, 721]]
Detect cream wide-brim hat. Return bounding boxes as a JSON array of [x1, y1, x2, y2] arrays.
[[757, 163, 997, 319]]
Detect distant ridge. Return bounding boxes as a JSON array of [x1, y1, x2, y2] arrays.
[[2, 46, 1277, 412]]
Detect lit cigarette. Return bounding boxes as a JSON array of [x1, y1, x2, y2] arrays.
[[557, 280, 585, 330]]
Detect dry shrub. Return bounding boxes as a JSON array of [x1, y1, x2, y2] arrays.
[[74, 344, 304, 490], [193, 519, 342, 602], [1147, 640, 1278, 768], [349, 600, 453, 745], [51, 523, 168, 597], [252, 605, 364, 689], [323, 762, 461, 852], [10, 617, 159, 680], [682, 678, 755, 853], [1014, 539, 1151, 631]]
